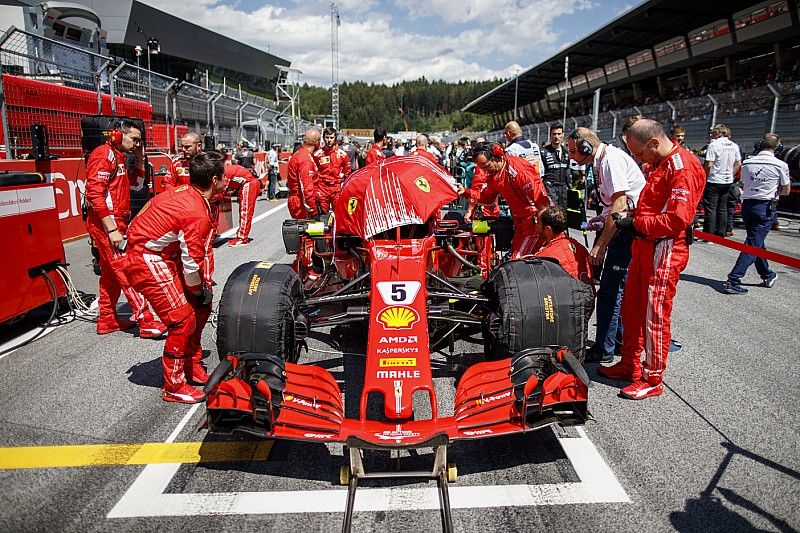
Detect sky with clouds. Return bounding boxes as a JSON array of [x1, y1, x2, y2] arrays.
[[141, 0, 639, 87]]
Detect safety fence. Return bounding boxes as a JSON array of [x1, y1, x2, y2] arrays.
[[0, 27, 313, 159], [484, 81, 800, 155]]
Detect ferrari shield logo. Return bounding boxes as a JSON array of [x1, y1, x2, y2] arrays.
[[347, 197, 358, 215], [378, 306, 419, 329], [414, 177, 430, 193]]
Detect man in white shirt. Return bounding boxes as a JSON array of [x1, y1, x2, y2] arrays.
[[723, 133, 791, 293], [504, 121, 543, 175], [703, 124, 742, 236], [568, 127, 645, 363], [267, 142, 280, 200]]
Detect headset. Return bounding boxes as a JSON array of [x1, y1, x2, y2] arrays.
[[472, 142, 505, 161], [569, 130, 593, 156], [107, 119, 136, 145]]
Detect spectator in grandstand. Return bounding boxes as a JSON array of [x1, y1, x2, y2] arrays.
[[125, 152, 227, 403], [723, 133, 790, 294], [599, 119, 705, 400], [609, 114, 641, 157], [233, 141, 255, 169], [532, 206, 593, 285], [287, 129, 321, 219], [567, 127, 645, 364], [165, 132, 203, 188], [366, 128, 387, 166], [313, 126, 352, 213], [504, 121, 543, 175], [84, 120, 166, 339], [266, 141, 279, 200], [541, 123, 571, 208], [412, 134, 442, 167], [341, 136, 359, 172], [703, 124, 742, 237], [456, 142, 550, 258], [224, 163, 261, 247]]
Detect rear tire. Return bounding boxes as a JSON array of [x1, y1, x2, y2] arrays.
[[216, 261, 303, 362]]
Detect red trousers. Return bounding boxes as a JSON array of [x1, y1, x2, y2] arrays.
[[235, 180, 261, 240], [619, 238, 689, 383], [317, 180, 341, 213], [86, 217, 148, 321], [510, 217, 541, 259]]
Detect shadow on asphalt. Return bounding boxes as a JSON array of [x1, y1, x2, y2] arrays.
[[667, 383, 800, 532]]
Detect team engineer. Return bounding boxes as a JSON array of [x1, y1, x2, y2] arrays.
[[165, 132, 203, 188], [723, 133, 790, 293], [532, 206, 593, 285], [599, 119, 705, 400], [125, 151, 227, 403], [456, 142, 550, 258], [287, 129, 321, 219], [84, 120, 166, 338]]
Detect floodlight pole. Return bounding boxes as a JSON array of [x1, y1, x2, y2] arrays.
[[562, 56, 569, 131]]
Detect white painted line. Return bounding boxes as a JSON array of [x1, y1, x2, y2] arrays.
[[165, 404, 202, 444], [218, 202, 287, 239], [107, 426, 629, 519], [0, 325, 59, 361]]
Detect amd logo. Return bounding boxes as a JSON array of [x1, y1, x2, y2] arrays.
[[379, 335, 418, 344]]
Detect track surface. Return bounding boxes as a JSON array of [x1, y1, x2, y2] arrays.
[[0, 195, 798, 532]]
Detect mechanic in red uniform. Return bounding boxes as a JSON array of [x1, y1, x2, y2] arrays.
[[365, 128, 387, 166], [532, 206, 593, 285], [224, 163, 261, 246], [463, 165, 501, 222], [313, 126, 351, 213], [287, 129, 321, 219], [84, 120, 166, 338], [456, 142, 550, 258], [164, 132, 202, 188], [411, 134, 443, 167], [599, 119, 705, 400], [125, 151, 227, 403]]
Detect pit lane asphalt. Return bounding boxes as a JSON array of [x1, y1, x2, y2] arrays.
[[0, 196, 798, 532]]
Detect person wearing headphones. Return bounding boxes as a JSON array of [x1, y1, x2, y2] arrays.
[[456, 142, 550, 258], [567, 127, 645, 364], [84, 120, 166, 339], [723, 133, 790, 293], [165, 132, 203, 188], [125, 151, 228, 403]]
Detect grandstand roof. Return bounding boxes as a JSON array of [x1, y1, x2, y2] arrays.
[[463, 0, 795, 114]]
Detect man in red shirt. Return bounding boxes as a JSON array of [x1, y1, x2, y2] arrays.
[[365, 128, 387, 166], [84, 120, 165, 338], [532, 206, 593, 285], [599, 119, 705, 400], [287, 129, 321, 219], [164, 132, 202, 188], [457, 142, 550, 258], [125, 151, 227, 403], [313, 126, 351, 213], [411, 134, 443, 167], [224, 163, 261, 246]]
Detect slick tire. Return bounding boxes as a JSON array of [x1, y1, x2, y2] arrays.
[[216, 261, 303, 363], [482, 258, 594, 361]]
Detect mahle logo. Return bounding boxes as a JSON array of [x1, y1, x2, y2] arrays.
[[377, 306, 419, 329]]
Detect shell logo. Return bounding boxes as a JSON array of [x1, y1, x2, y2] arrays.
[[377, 306, 419, 329]]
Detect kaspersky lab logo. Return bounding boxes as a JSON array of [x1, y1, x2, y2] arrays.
[[377, 306, 419, 329]]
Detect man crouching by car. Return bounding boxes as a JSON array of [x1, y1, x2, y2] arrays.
[[124, 152, 227, 403]]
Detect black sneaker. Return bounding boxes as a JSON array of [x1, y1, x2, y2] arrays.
[[722, 281, 748, 294], [761, 272, 778, 288], [585, 348, 614, 364]]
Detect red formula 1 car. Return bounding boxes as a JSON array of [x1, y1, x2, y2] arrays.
[[205, 157, 594, 531]]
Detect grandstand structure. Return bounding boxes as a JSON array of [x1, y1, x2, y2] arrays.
[[0, 0, 314, 155], [464, 0, 800, 152]]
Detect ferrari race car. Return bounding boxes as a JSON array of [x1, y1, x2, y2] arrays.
[[205, 156, 594, 531]]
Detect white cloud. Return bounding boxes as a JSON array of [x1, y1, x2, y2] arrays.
[[141, 0, 593, 86]]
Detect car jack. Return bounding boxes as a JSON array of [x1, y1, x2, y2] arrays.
[[339, 443, 457, 533]]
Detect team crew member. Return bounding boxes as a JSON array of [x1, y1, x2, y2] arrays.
[[84, 121, 166, 338], [463, 136, 500, 223], [125, 152, 226, 403], [412, 134, 443, 167], [365, 128, 387, 166], [599, 119, 705, 400], [569, 127, 645, 364], [504, 121, 543, 175], [224, 163, 261, 246], [456, 142, 550, 258], [723, 133, 790, 293], [165, 132, 203, 188], [703, 124, 742, 236], [532, 206, 593, 285], [313, 126, 352, 213], [287, 129, 321, 219], [541, 123, 571, 208]]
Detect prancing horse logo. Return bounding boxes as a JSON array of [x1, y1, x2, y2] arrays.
[[414, 177, 430, 193], [347, 197, 358, 215]]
